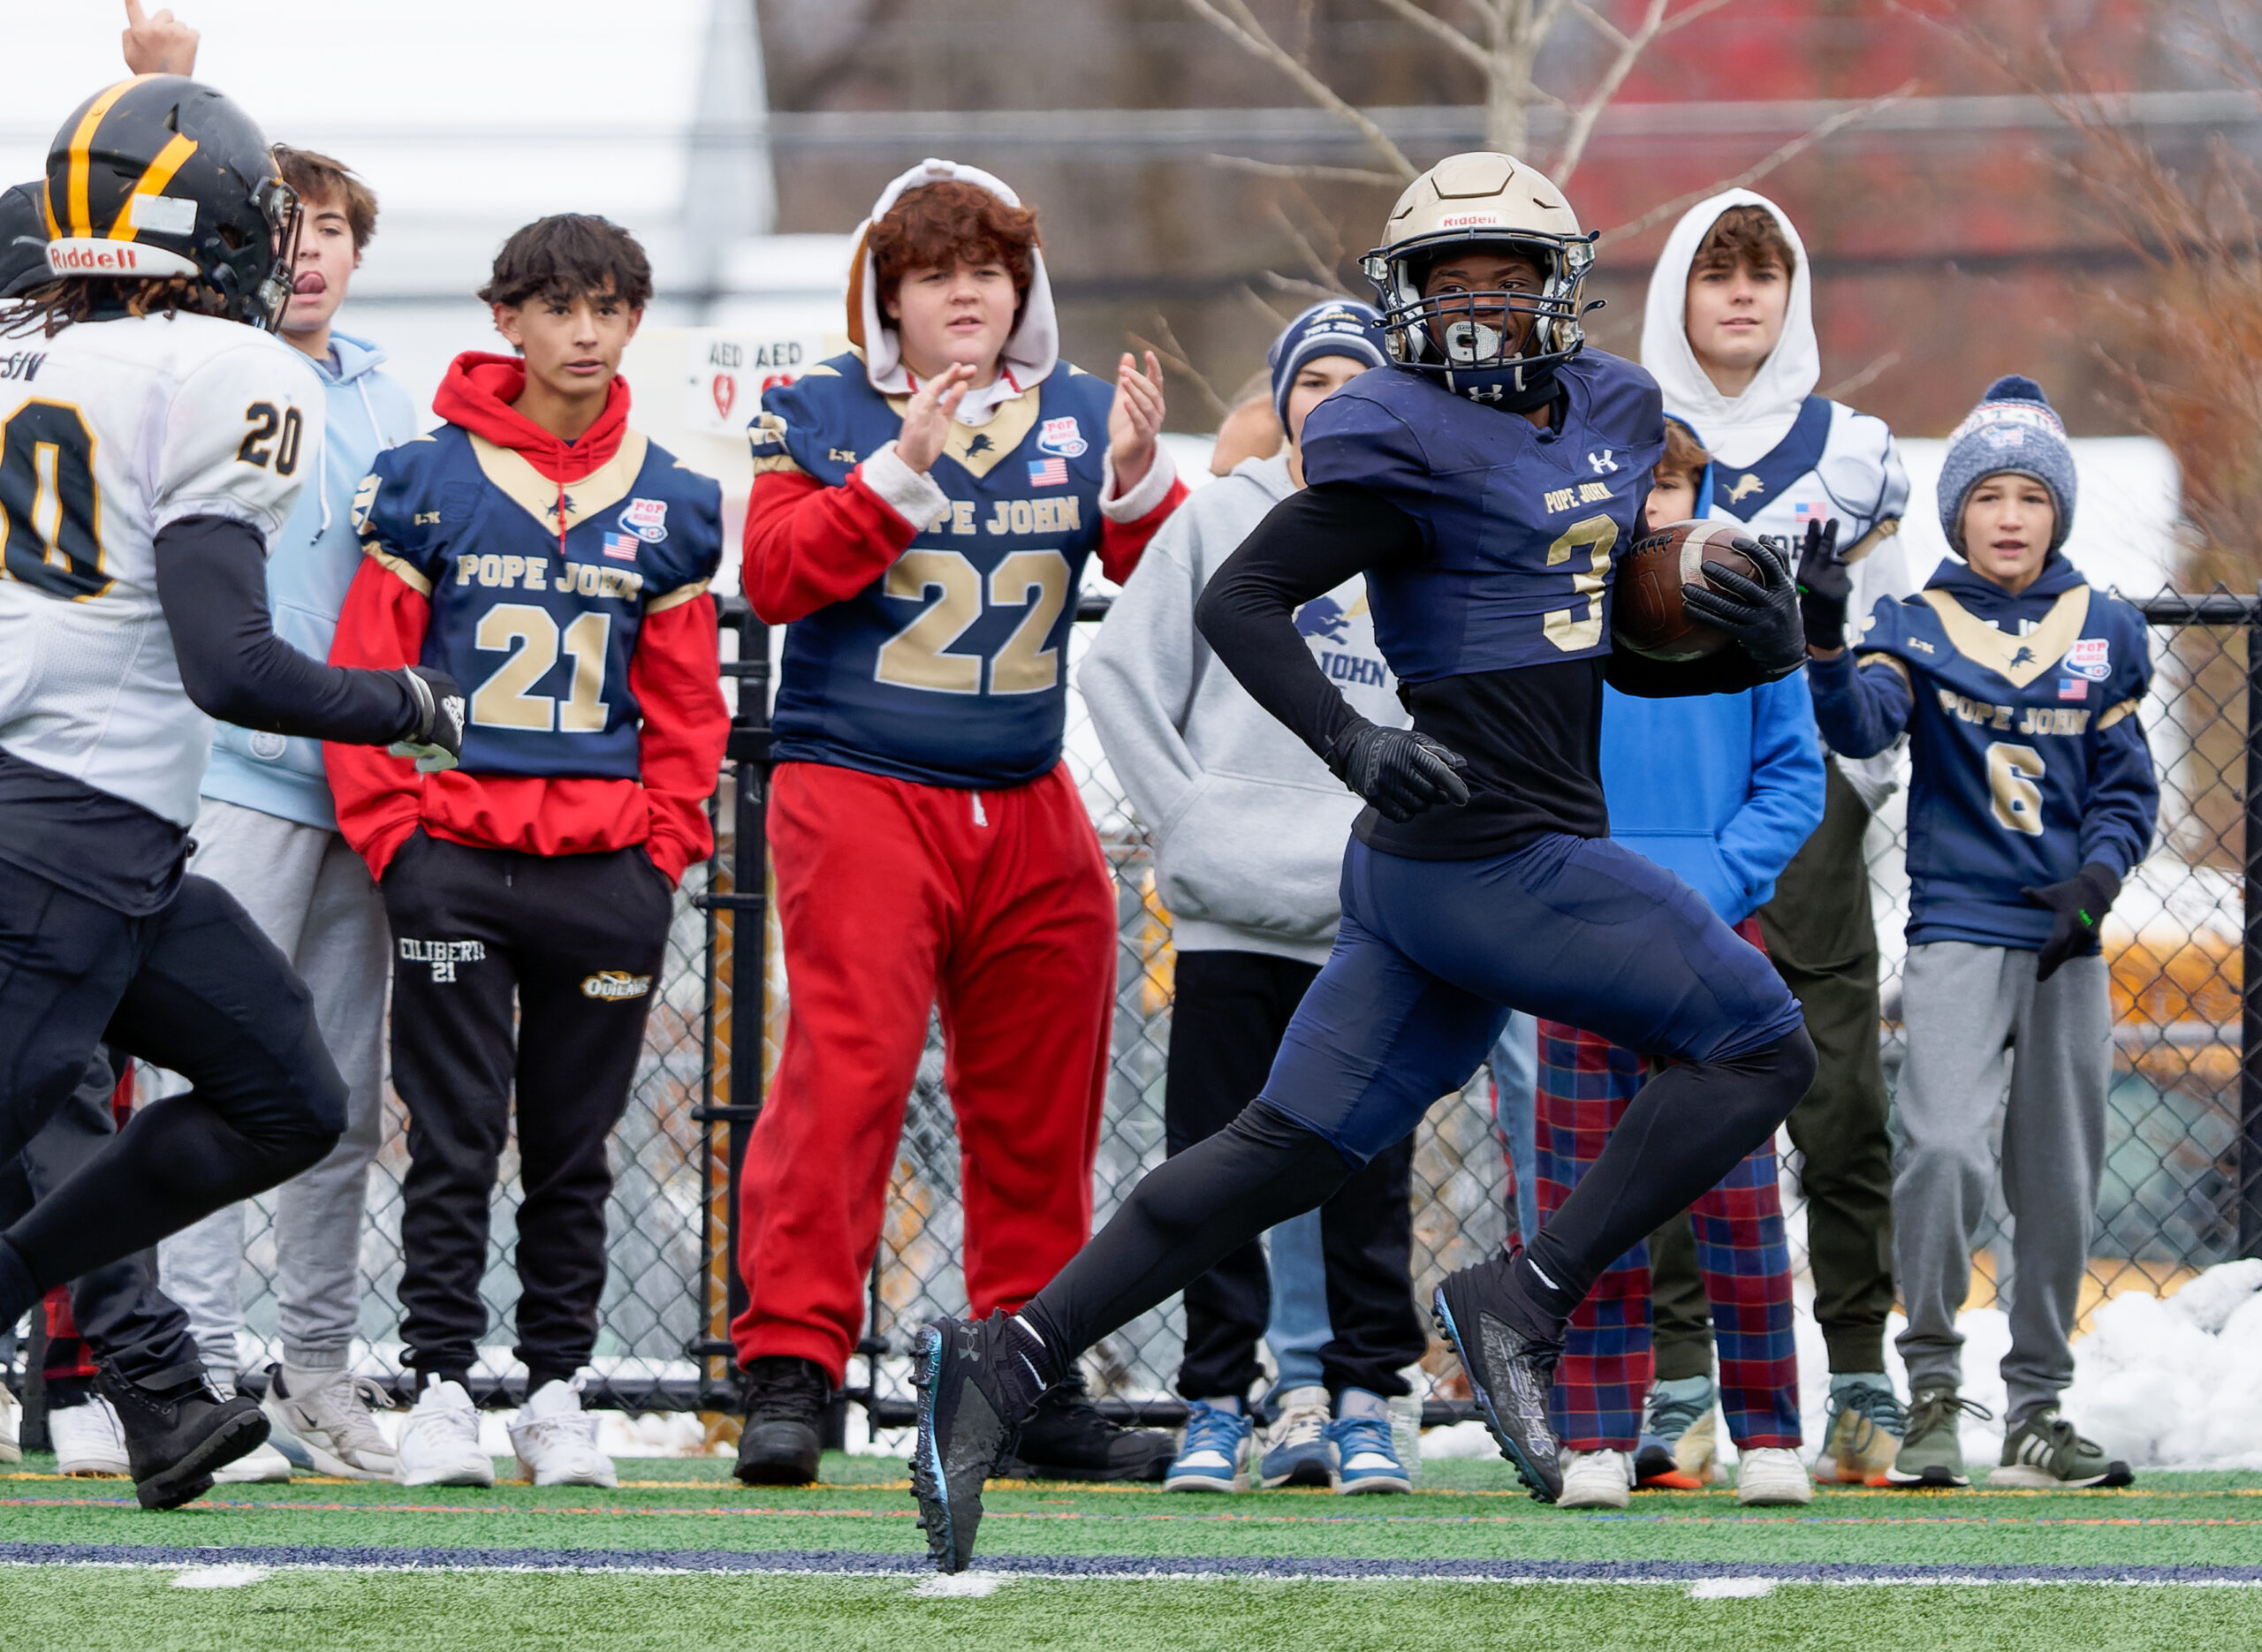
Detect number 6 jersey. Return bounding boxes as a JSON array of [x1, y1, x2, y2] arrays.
[[0, 311, 318, 825]]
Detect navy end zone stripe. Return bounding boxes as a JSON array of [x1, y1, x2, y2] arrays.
[[6, 1542, 2262, 1586]]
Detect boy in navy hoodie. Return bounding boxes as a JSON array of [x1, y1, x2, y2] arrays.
[[1803, 377, 2156, 1491], [155, 148, 420, 1486]]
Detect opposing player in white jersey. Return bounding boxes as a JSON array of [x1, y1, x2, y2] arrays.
[[0, 75, 462, 1507]]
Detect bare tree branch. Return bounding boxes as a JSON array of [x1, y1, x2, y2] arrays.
[[1129, 316, 1232, 424], [1821, 350, 1902, 402], [1555, 0, 1667, 184], [1258, 269, 1354, 302], [1594, 80, 1916, 247], [1206, 154, 1407, 189], [1267, 203, 1353, 292], [1368, 0, 1492, 71], [1180, 0, 1420, 179], [1240, 283, 1298, 337], [1569, 0, 1633, 53]]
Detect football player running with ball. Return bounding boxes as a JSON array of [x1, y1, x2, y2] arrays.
[[0, 78, 462, 1506], [911, 153, 1818, 1571]]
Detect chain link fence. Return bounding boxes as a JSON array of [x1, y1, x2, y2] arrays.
[[18, 595, 2245, 1437]]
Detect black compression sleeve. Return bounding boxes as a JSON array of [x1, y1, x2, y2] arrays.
[[153, 514, 417, 743], [1603, 640, 1772, 699], [1195, 483, 1426, 762]]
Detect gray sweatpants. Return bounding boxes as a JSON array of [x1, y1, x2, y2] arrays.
[[156, 799, 391, 1374], [1893, 941, 2110, 1420]]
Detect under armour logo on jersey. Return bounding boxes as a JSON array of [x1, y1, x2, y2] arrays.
[[1587, 449, 1620, 474]]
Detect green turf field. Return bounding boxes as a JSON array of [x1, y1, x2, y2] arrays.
[[7, 1452, 2262, 1649]]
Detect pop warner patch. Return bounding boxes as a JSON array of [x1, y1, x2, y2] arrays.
[[2062, 637, 2112, 681], [620, 498, 669, 543], [1036, 416, 1088, 458]]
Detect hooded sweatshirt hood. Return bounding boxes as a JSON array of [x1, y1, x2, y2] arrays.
[[434, 351, 630, 481], [1639, 190, 1819, 469], [844, 157, 1059, 425], [1924, 545, 2084, 611]]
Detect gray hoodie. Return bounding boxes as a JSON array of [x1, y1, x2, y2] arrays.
[[1080, 453, 1407, 964]]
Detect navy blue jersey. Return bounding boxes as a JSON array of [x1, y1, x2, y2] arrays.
[[354, 426, 721, 779], [1810, 555, 2159, 950], [1298, 350, 1666, 685], [755, 355, 1117, 788]]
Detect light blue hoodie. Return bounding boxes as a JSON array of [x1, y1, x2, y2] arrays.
[[201, 330, 421, 830]]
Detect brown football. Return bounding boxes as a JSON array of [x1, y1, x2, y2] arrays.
[[1612, 520, 1762, 663]]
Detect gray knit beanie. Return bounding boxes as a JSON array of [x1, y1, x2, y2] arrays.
[[1937, 375, 2076, 555]]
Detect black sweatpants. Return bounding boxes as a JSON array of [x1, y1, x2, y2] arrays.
[[382, 835, 672, 1390], [1167, 950, 1425, 1402], [0, 1050, 204, 1395], [0, 861, 345, 1326]]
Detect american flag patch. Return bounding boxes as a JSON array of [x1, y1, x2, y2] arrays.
[[601, 532, 641, 562], [1793, 501, 1826, 525], [2059, 678, 2088, 701], [1028, 457, 1067, 487]]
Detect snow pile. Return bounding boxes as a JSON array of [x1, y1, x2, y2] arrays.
[[2061, 1259, 2262, 1468]]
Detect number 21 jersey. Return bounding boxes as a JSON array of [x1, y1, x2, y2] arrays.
[[0, 310, 316, 826]]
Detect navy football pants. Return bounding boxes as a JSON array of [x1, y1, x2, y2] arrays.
[[1023, 833, 1812, 1365]]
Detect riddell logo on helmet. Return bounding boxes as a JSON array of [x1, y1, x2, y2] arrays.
[[45, 239, 198, 278], [1437, 213, 1505, 229]]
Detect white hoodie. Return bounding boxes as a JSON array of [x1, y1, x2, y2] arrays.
[[1640, 189, 1917, 807]]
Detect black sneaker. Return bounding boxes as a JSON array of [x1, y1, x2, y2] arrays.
[[1432, 1254, 1565, 1503], [910, 1313, 1051, 1574], [735, 1356, 830, 1487], [96, 1358, 269, 1511], [998, 1371, 1174, 1483]]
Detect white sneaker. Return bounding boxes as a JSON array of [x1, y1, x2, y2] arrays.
[[508, 1378, 616, 1489], [396, 1378, 496, 1488], [49, 1396, 131, 1477], [1557, 1448, 1633, 1509], [0, 1380, 19, 1464], [263, 1364, 398, 1481], [1735, 1445, 1814, 1506], [212, 1440, 293, 1483]]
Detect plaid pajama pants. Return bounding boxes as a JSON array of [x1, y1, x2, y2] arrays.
[[1526, 922, 1802, 1451]]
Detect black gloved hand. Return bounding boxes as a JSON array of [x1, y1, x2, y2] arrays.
[[1679, 534, 1807, 680], [2023, 863, 2122, 982], [389, 665, 466, 774], [1793, 517, 1849, 652], [1325, 719, 1471, 823]]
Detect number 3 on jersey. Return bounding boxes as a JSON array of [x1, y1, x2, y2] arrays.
[[875, 548, 1070, 695], [0, 399, 110, 601]]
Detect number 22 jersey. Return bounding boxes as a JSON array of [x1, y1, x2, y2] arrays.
[[0, 310, 317, 828]]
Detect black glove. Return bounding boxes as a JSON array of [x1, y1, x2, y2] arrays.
[[389, 665, 466, 774], [1792, 517, 1849, 652], [1680, 534, 1807, 681], [1325, 719, 1471, 823], [2023, 863, 2121, 982]]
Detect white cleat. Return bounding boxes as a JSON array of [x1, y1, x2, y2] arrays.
[[0, 1377, 19, 1464], [1556, 1447, 1633, 1510], [49, 1396, 131, 1477], [509, 1378, 617, 1489], [262, 1364, 398, 1481], [395, 1378, 497, 1488], [1735, 1446, 1814, 1506], [212, 1440, 294, 1483]]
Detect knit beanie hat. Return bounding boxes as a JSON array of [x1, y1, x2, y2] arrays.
[[1937, 375, 2077, 555], [1269, 299, 1388, 428]]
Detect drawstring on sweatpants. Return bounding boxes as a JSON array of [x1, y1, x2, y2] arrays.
[[972, 792, 987, 828]]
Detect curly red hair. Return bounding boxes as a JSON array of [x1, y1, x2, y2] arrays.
[[866, 180, 1040, 325]]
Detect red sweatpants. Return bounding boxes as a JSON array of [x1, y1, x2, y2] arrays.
[[730, 760, 1118, 1383]]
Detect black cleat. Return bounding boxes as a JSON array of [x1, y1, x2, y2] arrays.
[[909, 1313, 1051, 1573], [735, 1355, 830, 1487], [1432, 1255, 1566, 1504], [97, 1359, 269, 1511], [998, 1371, 1174, 1482]]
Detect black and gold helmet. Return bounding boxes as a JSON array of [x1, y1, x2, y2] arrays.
[[40, 76, 296, 330]]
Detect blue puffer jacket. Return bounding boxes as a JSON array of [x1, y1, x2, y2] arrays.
[[201, 330, 421, 830]]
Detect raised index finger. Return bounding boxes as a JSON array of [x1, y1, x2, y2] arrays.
[[125, 0, 150, 30]]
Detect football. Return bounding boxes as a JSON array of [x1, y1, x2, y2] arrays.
[[1611, 519, 1763, 662]]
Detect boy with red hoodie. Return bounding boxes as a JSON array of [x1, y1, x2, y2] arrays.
[[327, 216, 727, 1489], [731, 160, 1185, 1485]]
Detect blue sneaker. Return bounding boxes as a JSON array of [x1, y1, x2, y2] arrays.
[[1260, 1385, 1334, 1489], [1325, 1414, 1410, 1496], [1165, 1401, 1252, 1493]]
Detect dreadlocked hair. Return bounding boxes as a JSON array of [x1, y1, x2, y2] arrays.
[[2, 276, 234, 339]]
